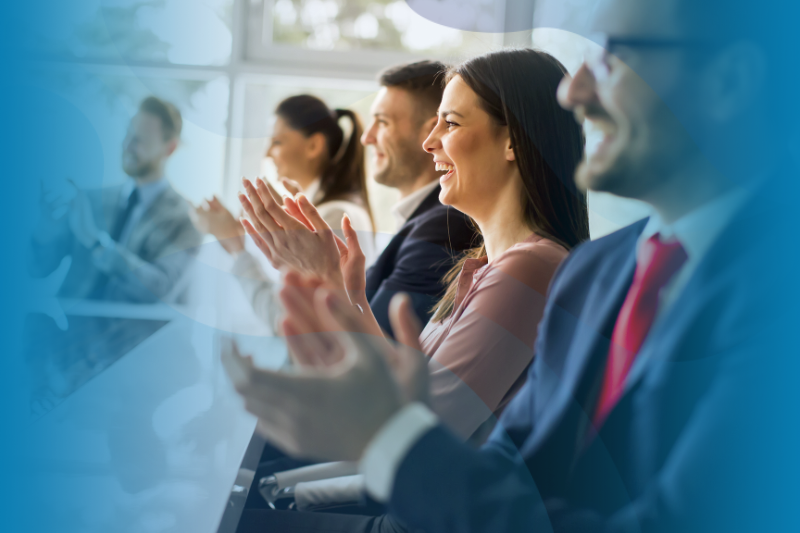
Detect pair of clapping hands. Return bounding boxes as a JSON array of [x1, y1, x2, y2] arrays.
[[221, 178, 431, 462]]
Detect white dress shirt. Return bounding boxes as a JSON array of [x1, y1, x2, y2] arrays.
[[116, 177, 169, 247], [391, 180, 440, 231], [359, 186, 750, 502]]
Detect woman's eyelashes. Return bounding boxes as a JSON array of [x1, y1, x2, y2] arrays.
[[445, 120, 459, 129]]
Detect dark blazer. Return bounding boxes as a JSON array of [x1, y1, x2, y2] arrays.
[[366, 185, 478, 336], [388, 191, 799, 533]]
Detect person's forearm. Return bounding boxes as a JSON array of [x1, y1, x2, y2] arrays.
[[99, 244, 191, 301]]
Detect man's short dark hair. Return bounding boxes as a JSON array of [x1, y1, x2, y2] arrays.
[[139, 96, 182, 141], [378, 60, 446, 117]]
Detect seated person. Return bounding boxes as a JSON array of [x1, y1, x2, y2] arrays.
[[191, 95, 375, 329], [29, 96, 201, 303], [224, 1, 800, 532], [245, 48, 589, 442]]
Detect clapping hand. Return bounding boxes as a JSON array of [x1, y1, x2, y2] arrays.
[[67, 179, 100, 249], [238, 177, 348, 290], [34, 180, 72, 244], [190, 196, 246, 254], [222, 290, 428, 461]]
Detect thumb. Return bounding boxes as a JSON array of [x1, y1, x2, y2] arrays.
[[388, 293, 429, 404], [389, 293, 422, 351]]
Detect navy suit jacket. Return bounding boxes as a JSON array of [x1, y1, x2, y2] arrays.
[[388, 189, 799, 532], [366, 185, 478, 337]]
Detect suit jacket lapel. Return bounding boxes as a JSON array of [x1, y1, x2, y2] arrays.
[[406, 185, 442, 222], [366, 185, 442, 292], [527, 224, 644, 454], [623, 200, 753, 393], [125, 185, 173, 255]]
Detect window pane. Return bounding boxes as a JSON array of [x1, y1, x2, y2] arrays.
[[36, 0, 233, 65], [267, 0, 502, 58]]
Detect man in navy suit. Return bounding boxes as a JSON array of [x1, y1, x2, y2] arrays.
[[362, 61, 477, 336], [225, 0, 800, 531]]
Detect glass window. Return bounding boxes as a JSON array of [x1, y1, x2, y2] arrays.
[[35, 0, 234, 66], [254, 0, 503, 61]]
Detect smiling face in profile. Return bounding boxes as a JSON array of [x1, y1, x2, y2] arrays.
[[422, 75, 518, 222]]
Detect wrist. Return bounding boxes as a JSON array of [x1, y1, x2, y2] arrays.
[[348, 290, 369, 308], [359, 403, 438, 502], [220, 235, 245, 255]]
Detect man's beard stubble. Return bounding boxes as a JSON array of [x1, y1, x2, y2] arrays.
[[123, 155, 159, 178], [373, 141, 427, 190]]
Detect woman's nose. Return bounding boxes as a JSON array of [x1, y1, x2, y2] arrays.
[[422, 120, 443, 153]]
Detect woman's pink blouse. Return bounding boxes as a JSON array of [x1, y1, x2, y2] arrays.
[[419, 233, 568, 440]]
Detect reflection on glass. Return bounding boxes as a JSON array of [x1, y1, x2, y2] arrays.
[[24, 314, 169, 416], [37, 0, 233, 65]]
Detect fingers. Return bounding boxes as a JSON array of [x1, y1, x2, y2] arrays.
[[283, 269, 325, 290], [281, 177, 302, 196], [342, 215, 365, 262], [389, 293, 423, 352], [254, 178, 303, 231], [333, 234, 349, 256], [283, 319, 339, 367], [209, 195, 225, 211], [297, 195, 334, 237], [240, 218, 276, 264], [315, 289, 379, 338], [238, 192, 273, 233], [284, 196, 314, 231], [280, 282, 324, 334], [242, 178, 284, 232]]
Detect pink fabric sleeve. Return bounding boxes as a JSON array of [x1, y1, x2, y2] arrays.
[[426, 242, 566, 439]]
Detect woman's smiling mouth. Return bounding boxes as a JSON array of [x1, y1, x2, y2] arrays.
[[435, 161, 455, 182]]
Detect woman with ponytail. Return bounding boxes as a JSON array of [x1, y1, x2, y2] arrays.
[[191, 94, 374, 329], [267, 95, 374, 243]]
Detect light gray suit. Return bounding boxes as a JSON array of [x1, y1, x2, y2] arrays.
[[30, 182, 202, 303]]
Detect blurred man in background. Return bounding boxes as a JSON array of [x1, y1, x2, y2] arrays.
[[30, 96, 201, 303]]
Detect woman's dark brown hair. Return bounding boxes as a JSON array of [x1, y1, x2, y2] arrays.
[[275, 94, 374, 229], [432, 49, 590, 322]]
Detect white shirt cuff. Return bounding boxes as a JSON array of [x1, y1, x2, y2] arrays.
[[359, 402, 438, 502]]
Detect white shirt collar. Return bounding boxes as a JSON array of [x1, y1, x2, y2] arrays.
[[638, 187, 749, 269], [304, 178, 323, 204], [391, 180, 440, 230], [121, 177, 169, 209]]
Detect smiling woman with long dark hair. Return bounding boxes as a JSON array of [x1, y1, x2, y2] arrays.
[[280, 48, 589, 442], [415, 48, 588, 439]]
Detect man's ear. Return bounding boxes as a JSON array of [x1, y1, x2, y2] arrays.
[[165, 138, 179, 157], [700, 42, 766, 124]]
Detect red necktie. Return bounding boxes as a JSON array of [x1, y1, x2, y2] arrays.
[[593, 233, 688, 427]]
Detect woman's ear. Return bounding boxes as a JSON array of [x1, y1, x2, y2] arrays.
[[306, 132, 327, 160], [505, 137, 516, 162]]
